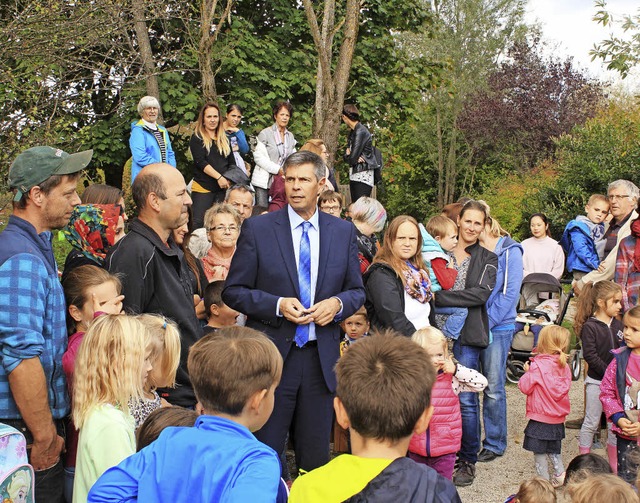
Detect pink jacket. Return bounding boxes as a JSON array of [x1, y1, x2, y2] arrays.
[[600, 348, 638, 439], [409, 364, 487, 457], [518, 354, 571, 424]]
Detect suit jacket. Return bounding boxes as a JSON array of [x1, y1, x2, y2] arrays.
[[223, 207, 365, 392]]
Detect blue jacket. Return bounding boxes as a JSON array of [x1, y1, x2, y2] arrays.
[[419, 224, 449, 292], [487, 236, 524, 332], [88, 415, 281, 502], [129, 120, 177, 183], [0, 216, 69, 419], [560, 218, 600, 273]]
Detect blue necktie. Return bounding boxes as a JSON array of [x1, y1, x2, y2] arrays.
[[295, 221, 311, 347]]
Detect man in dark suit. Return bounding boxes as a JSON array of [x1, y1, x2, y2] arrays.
[[223, 151, 365, 476]]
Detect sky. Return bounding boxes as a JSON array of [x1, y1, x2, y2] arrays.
[[525, 0, 639, 92]]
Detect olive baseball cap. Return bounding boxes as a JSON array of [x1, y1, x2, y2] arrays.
[[9, 146, 93, 202]]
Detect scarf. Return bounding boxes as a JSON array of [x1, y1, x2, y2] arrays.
[[402, 261, 432, 303], [63, 204, 123, 264], [201, 246, 235, 282], [272, 123, 295, 166], [630, 218, 640, 272]]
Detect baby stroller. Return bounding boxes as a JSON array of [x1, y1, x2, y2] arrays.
[[506, 273, 580, 384]]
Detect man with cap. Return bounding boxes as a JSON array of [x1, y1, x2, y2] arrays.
[[0, 146, 92, 502]]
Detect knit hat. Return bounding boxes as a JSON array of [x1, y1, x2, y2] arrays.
[[9, 146, 93, 202]]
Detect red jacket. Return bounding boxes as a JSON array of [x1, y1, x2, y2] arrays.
[[518, 354, 571, 424], [409, 372, 461, 458]]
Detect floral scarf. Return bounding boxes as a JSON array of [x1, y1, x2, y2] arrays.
[[402, 261, 433, 303], [63, 204, 123, 265]]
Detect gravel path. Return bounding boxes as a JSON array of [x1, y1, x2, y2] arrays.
[[456, 374, 585, 502]]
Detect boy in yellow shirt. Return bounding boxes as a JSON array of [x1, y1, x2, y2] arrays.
[[289, 330, 461, 502]]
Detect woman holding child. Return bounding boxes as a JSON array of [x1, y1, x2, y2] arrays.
[[432, 200, 498, 487], [364, 216, 435, 336]]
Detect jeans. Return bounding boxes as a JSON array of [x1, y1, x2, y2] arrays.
[[434, 306, 468, 340], [479, 328, 512, 455], [254, 187, 269, 208], [453, 329, 512, 462], [453, 340, 482, 464]]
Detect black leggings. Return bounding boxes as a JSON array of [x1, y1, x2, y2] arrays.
[[191, 190, 224, 229], [349, 180, 372, 203]]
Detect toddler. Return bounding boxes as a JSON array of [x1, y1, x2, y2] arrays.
[[560, 194, 609, 280], [518, 325, 572, 487], [503, 477, 556, 503], [340, 306, 370, 354], [420, 215, 468, 340], [129, 314, 181, 428], [409, 327, 487, 479]]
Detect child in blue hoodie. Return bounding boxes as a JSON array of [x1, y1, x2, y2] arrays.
[[560, 194, 609, 281], [420, 216, 468, 341]]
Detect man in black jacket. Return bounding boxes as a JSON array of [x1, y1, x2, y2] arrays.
[[107, 163, 201, 407]]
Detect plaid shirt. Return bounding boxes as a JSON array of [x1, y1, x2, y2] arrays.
[[614, 234, 640, 313], [0, 215, 69, 419]]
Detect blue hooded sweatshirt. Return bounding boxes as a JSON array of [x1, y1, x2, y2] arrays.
[[419, 223, 449, 292], [487, 236, 524, 332], [560, 216, 603, 273]]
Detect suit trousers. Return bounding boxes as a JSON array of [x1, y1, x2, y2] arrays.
[[254, 342, 334, 477]]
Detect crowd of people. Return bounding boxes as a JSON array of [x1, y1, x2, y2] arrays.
[[3, 96, 640, 503]]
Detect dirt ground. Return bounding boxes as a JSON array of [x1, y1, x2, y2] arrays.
[[455, 375, 585, 502]]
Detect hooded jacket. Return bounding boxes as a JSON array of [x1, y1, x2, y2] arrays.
[[600, 347, 637, 439], [518, 353, 571, 424], [419, 224, 456, 292], [129, 120, 176, 183], [106, 219, 202, 407], [486, 236, 524, 332], [434, 242, 497, 348], [560, 217, 602, 273]]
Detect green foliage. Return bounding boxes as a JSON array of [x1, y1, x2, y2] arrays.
[[591, 0, 640, 78], [510, 100, 640, 238]]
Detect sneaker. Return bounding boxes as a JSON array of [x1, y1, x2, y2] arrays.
[[453, 461, 476, 487], [551, 471, 565, 488]]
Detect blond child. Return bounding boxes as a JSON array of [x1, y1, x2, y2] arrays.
[[61, 265, 124, 502], [503, 477, 556, 503], [340, 306, 370, 355], [88, 326, 284, 502], [72, 314, 152, 503], [566, 473, 638, 503], [128, 314, 181, 428], [289, 330, 461, 502], [518, 326, 572, 486], [561, 194, 610, 280], [420, 216, 467, 340], [409, 327, 487, 479]]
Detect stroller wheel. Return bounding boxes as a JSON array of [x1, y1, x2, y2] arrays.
[[506, 358, 526, 384], [570, 349, 582, 381]]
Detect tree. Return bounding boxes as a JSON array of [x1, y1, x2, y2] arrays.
[[302, 0, 359, 167], [459, 37, 604, 177], [591, 0, 640, 78], [394, 0, 527, 208]]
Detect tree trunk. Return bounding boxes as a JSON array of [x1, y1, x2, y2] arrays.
[[303, 0, 360, 172], [131, 0, 162, 121], [198, 0, 234, 103]]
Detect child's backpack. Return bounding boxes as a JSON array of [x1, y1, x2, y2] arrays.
[[0, 423, 34, 502]]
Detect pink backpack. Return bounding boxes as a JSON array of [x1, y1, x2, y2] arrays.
[[0, 423, 34, 502]]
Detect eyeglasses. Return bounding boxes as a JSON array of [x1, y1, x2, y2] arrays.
[[208, 225, 239, 233], [320, 205, 341, 213], [608, 194, 631, 201]]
